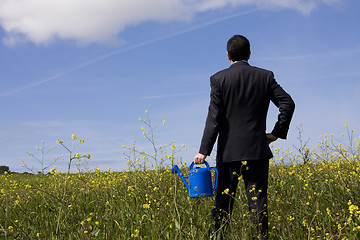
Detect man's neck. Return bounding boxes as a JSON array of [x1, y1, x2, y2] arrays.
[[231, 60, 248, 64]]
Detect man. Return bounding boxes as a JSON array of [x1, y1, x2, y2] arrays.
[[194, 35, 295, 239]]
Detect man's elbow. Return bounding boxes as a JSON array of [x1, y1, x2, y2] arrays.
[[287, 96, 295, 112]]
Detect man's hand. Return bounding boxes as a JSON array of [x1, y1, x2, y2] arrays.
[[194, 153, 207, 164], [266, 133, 278, 145]]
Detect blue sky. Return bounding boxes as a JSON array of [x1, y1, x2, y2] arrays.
[[1, 0, 359, 173]]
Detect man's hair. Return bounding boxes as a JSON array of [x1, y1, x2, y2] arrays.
[[227, 35, 250, 61]]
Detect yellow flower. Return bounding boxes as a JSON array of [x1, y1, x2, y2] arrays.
[[143, 204, 150, 209], [131, 229, 139, 238], [57, 139, 62, 144], [80, 140, 84, 144], [223, 188, 229, 194], [95, 221, 100, 225], [72, 134, 77, 140]]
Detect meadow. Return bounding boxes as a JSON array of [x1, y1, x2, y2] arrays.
[[1, 116, 360, 239]]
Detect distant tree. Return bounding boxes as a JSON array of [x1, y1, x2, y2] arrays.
[[0, 165, 10, 174]]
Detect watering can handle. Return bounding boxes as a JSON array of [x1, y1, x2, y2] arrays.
[[210, 167, 218, 192], [189, 161, 210, 170]]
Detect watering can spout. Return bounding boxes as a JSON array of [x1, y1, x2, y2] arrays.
[[171, 165, 190, 190]]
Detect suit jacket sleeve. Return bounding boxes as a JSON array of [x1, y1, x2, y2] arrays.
[[269, 73, 295, 139], [199, 76, 223, 156]]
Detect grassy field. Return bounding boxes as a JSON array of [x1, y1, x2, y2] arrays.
[[1, 119, 360, 239]]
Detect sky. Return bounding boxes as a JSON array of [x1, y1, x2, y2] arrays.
[[0, 0, 359, 173]]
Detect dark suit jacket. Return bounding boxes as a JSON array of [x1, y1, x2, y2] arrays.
[[199, 61, 295, 163]]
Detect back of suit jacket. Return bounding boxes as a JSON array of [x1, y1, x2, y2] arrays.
[[199, 61, 295, 163]]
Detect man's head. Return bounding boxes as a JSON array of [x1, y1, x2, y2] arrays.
[[227, 35, 251, 62]]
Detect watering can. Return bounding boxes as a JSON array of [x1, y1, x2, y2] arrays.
[[171, 161, 218, 197]]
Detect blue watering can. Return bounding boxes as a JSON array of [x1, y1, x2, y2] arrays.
[[172, 161, 218, 197]]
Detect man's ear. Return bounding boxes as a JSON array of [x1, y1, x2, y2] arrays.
[[248, 51, 251, 60], [227, 51, 231, 61]]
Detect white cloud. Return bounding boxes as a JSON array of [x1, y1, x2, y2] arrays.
[[0, 0, 339, 45]]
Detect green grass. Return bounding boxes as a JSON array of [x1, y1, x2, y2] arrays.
[[1, 116, 360, 239], [1, 155, 360, 239]]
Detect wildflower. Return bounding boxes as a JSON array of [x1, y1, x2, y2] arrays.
[[222, 188, 229, 194], [143, 204, 150, 209], [349, 204, 359, 214], [80, 140, 84, 144], [131, 229, 139, 238], [288, 215, 295, 221], [95, 221, 100, 226], [57, 139, 62, 144], [72, 134, 77, 140]]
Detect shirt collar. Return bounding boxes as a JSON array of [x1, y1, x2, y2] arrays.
[[233, 60, 248, 64]]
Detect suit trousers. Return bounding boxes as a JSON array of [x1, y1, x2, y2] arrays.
[[209, 159, 269, 239]]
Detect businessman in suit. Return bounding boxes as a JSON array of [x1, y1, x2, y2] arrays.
[[194, 35, 295, 239]]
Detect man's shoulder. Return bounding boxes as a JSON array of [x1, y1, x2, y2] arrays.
[[248, 65, 273, 75], [212, 63, 273, 78]]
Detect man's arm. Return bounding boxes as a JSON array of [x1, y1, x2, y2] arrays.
[[269, 74, 295, 139], [195, 76, 224, 162]]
